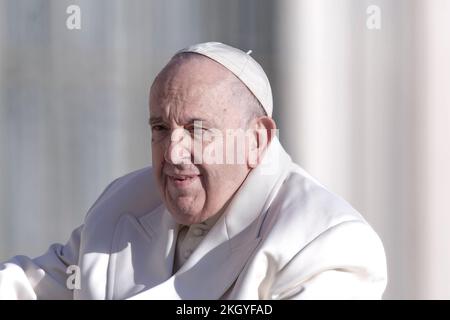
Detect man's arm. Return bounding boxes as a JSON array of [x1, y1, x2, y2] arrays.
[[267, 220, 388, 300], [0, 225, 82, 299], [0, 176, 120, 300]]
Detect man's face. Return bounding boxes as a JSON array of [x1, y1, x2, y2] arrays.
[[149, 56, 252, 225]]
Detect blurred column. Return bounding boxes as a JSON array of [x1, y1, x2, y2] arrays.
[[0, 0, 10, 259], [275, 0, 423, 298], [419, 0, 450, 299]]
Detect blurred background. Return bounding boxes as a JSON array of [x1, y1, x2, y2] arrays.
[[0, 0, 449, 299]]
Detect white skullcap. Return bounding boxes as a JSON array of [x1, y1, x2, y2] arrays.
[[176, 42, 273, 117]]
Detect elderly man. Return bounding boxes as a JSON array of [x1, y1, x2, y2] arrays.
[[0, 42, 387, 299]]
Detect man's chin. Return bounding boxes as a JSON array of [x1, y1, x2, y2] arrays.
[[166, 202, 202, 225]]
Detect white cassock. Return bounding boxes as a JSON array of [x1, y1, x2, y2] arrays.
[[0, 137, 387, 299]]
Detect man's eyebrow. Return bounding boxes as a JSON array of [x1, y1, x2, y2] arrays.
[[149, 116, 164, 125], [148, 116, 214, 126], [185, 117, 213, 126]]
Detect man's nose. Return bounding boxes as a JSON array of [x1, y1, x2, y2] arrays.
[[164, 128, 192, 165]]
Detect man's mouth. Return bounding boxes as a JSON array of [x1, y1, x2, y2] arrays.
[[167, 174, 200, 188]]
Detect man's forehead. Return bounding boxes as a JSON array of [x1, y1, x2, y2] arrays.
[[149, 106, 219, 128], [152, 78, 230, 101], [150, 63, 241, 113], [149, 53, 250, 126], [156, 53, 235, 85], [150, 81, 230, 114]]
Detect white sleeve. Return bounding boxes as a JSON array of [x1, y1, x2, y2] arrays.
[[268, 221, 388, 300], [0, 225, 82, 300], [0, 176, 121, 300]]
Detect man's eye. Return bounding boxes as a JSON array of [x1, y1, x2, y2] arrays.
[[191, 127, 208, 139], [187, 125, 206, 132], [152, 125, 167, 132]]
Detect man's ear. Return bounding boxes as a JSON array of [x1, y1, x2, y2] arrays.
[[247, 116, 277, 168]]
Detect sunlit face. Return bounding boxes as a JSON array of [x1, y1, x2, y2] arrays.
[[149, 55, 253, 225]]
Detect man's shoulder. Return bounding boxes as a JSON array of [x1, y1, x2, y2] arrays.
[[84, 166, 162, 224], [257, 164, 386, 281], [109, 166, 154, 190], [272, 164, 366, 227], [111, 166, 154, 190], [261, 163, 382, 256]]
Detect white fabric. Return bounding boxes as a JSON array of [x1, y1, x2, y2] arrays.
[[0, 137, 387, 299], [177, 42, 273, 117]]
